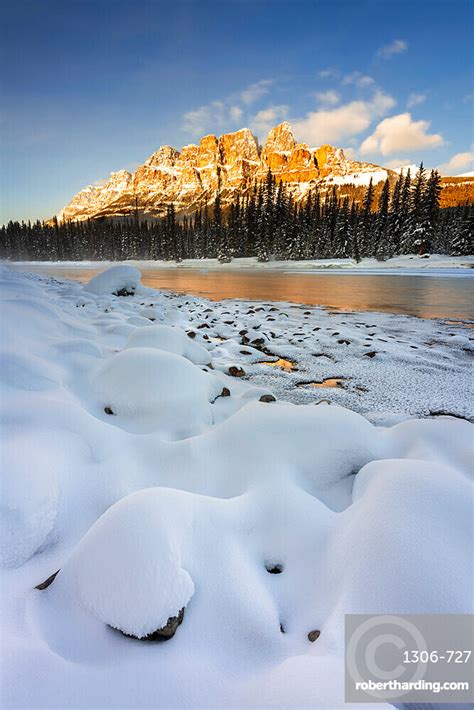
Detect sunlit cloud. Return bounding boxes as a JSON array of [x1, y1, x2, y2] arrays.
[[181, 80, 274, 136], [250, 105, 289, 138], [240, 79, 273, 105], [360, 112, 443, 155], [292, 91, 395, 146], [315, 90, 341, 106], [437, 150, 474, 175]]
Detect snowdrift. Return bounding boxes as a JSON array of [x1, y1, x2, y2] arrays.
[[0, 264, 473, 709]]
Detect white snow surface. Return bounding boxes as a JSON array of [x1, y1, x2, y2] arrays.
[[10, 253, 474, 271], [84, 264, 141, 295], [1, 264, 473, 709]]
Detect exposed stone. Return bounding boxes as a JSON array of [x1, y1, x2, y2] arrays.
[[35, 569, 60, 590], [228, 366, 245, 377], [259, 394, 276, 403], [121, 608, 185, 642], [308, 629, 321, 643]]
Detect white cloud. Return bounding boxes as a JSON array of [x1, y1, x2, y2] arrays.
[[319, 68, 339, 79], [407, 92, 426, 108], [292, 91, 395, 146], [437, 151, 474, 175], [360, 113, 443, 156], [384, 157, 411, 169], [229, 105, 243, 123], [250, 105, 288, 138], [182, 79, 276, 135], [377, 39, 408, 59], [182, 100, 230, 135], [240, 79, 273, 105], [315, 90, 340, 106], [342, 72, 375, 88]]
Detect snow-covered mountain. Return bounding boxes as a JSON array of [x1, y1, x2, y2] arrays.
[[57, 122, 393, 222], [56, 121, 474, 222]]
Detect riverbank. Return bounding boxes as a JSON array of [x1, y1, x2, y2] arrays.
[[1, 264, 473, 709], [6, 253, 474, 272]]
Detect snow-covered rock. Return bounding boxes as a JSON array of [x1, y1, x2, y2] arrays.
[[63, 488, 195, 638], [90, 347, 220, 435], [126, 324, 211, 365], [84, 265, 141, 296]]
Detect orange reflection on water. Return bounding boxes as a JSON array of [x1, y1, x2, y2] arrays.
[[11, 265, 474, 320]]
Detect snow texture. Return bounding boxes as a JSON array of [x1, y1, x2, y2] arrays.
[[0, 264, 473, 709], [84, 264, 141, 295]]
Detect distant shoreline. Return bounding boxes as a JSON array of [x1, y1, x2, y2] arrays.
[[4, 254, 474, 273]]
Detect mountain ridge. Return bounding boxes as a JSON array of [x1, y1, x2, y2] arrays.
[[57, 121, 473, 222]]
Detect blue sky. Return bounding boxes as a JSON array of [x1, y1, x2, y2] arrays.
[[1, 0, 473, 223]]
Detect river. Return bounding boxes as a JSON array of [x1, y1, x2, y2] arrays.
[[8, 264, 474, 320]]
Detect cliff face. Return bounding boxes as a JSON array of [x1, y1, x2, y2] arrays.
[[56, 121, 440, 222]]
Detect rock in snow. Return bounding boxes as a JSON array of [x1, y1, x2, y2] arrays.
[[90, 347, 221, 436], [125, 324, 211, 365], [63, 489, 195, 639], [84, 264, 141, 296], [0, 264, 473, 709]]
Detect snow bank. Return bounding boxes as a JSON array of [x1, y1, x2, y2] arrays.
[[0, 264, 473, 709], [84, 264, 141, 295], [64, 489, 195, 638], [0, 431, 59, 567], [126, 324, 211, 365], [90, 347, 221, 436]]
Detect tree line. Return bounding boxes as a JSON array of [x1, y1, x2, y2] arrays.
[[1, 164, 472, 262]]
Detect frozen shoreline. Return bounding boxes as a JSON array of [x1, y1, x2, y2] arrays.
[[6, 253, 474, 274], [1, 264, 473, 709]]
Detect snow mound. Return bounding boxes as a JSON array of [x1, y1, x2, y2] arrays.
[[84, 265, 141, 296], [90, 347, 221, 435], [63, 488, 195, 638], [126, 324, 211, 365], [0, 432, 59, 567]]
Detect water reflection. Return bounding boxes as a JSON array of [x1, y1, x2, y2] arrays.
[[10, 265, 474, 320]]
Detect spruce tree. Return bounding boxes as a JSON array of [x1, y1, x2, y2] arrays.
[[373, 178, 390, 259]]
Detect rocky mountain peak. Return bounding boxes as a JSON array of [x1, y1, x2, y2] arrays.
[[57, 121, 400, 223], [146, 146, 180, 168], [264, 121, 296, 155]]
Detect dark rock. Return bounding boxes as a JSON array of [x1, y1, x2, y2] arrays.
[[186, 331, 196, 339], [221, 387, 231, 397], [104, 406, 115, 415], [364, 351, 377, 358], [265, 563, 283, 574], [114, 288, 135, 297], [228, 366, 245, 378], [308, 629, 321, 643], [35, 569, 60, 590], [259, 394, 276, 403], [121, 608, 185, 642]]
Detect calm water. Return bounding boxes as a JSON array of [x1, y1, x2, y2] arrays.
[[11, 264, 474, 320]]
